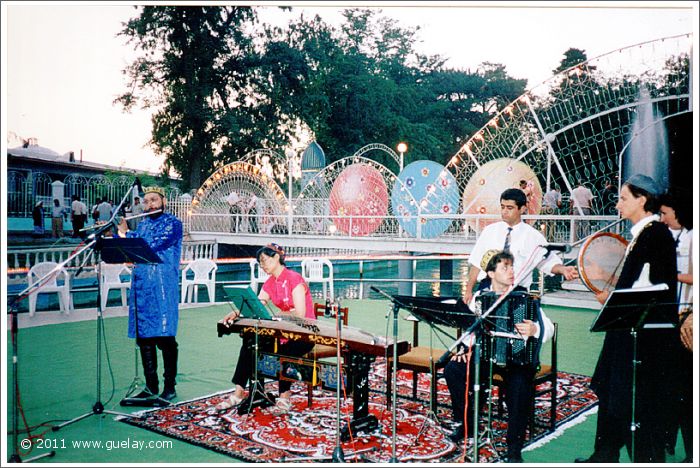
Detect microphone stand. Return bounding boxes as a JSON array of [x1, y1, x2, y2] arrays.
[[7, 236, 106, 461], [435, 246, 554, 463], [53, 183, 145, 431], [369, 286, 409, 463], [8, 304, 56, 463], [331, 299, 346, 463]]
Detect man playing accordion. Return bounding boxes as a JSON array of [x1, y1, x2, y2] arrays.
[[444, 249, 554, 463]]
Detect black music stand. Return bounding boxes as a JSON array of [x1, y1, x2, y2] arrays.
[[374, 289, 475, 461], [220, 288, 276, 416], [392, 295, 477, 330], [591, 284, 670, 332], [590, 283, 672, 461]]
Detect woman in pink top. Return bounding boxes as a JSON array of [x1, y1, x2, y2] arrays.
[[216, 243, 315, 412]]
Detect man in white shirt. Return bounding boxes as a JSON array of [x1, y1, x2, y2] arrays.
[[464, 188, 578, 305], [129, 197, 144, 230], [571, 181, 595, 240], [97, 199, 113, 222], [570, 181, 594, 214], [70, 194, 88, 238], [542, 185, 562, 214]]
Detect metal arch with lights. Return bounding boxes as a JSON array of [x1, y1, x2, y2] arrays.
[[295, 155, 420, 237], [190, 161, 289, 233], [351, 143, 402, 175], [444, 33, 691, 223]]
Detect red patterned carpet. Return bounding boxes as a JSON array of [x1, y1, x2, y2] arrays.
[[119, 361, 597, 462]]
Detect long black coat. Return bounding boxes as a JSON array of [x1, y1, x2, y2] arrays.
[[591, 220, 679, 423], [32, 205, 44, 227]]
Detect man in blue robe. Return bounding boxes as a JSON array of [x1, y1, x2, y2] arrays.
[[118, 186, 183, 401]]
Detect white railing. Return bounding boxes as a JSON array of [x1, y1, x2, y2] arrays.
[[181, 239, 218, 262], [7, 245, 97, 271], [190, 211, 622, 244], [7, 240, 219, 273]]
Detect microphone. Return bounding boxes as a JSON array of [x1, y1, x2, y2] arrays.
[[324, 298, 331, 318], [542, 243, 571, 253]]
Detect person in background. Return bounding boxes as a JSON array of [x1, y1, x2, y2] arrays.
[[97, 198, 112, 222], [541, 185, 562, 215], [570, 180, 594, 214], [32, 200, 45, 237], [117, 186, 183, 403], [248, 195, 258, 233], [570, 180, 594, 241], [541, 185, 562, 240], [659, 190, 693, 463], [216, 243, 315, 413], [129, 196, 144, 230], [51, 199, 66, 238], [91, 198, 100, 225], [71, 194, 88, 238], [518, 179, 538, 216], [576, 174, 679, 463], [123, 200, 132, 220]]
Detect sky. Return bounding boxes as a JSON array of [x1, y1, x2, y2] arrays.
[[2, 2, 697, 174]]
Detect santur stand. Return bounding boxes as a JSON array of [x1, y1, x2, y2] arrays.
[[237, 319, 275, 415]]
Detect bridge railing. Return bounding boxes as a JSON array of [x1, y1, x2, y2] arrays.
[[190, 211, 622, 244]]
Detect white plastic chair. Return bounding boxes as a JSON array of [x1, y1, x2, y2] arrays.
[[181, 258, 218, 303], [301, 258, 335, 301], [249, 260, 270, 294], [27, 261, 72, 316], [99, 262, 132, 310]]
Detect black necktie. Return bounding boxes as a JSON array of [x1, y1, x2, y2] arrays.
[[503, 227, 513, 254]]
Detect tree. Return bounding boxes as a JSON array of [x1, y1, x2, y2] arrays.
[[473, 62, 527, 118], [117, 6, 308, 190], [270, 9, 526, 166], [552, 48, 589, 75], [118, 5, 532, 183]]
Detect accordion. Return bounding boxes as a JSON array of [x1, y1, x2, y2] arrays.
[[475, 290, 541, 367]]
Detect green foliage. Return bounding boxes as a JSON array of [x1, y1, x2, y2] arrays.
[[552, 48, 590, 75], [117, 6, 528, 188], [273, 9, 527, 166], [103, 170, 170, 188]]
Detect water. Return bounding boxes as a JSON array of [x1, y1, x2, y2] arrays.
[[623, 86, 669, 191], [8, 259, 474, 313], [214, 259, 473, 301]]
